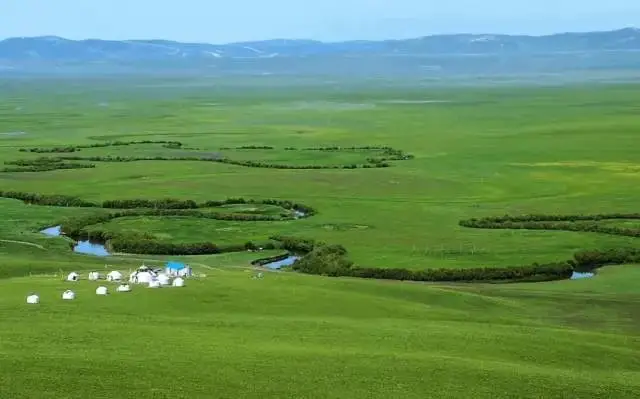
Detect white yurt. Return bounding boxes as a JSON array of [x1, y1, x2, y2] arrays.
[[128, 271, 138, 283], [107, 270, 123, 282], [116, 284, 132, 293], [88, 272, 101, 281], [66, 272, 80, 282], [62, 290, 76, 300], [134, 271, 154, 284], [26, 294, 40, 304], [96, 286, 108, 296], [148, 279, 161, 288], [172, 277, 185, 287], [157, 273, 171, 286]]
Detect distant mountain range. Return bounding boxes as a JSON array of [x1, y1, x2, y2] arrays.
[[1, 28, 640, 77]]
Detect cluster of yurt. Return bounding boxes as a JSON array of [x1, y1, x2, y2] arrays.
[[129, 264, 186, 288], [165, 261, 192, 278], [27, 262, 190, 304]]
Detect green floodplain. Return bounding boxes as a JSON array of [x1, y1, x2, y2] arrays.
[[0, 78, 639, 398]]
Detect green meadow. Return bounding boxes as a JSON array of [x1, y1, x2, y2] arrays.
[[0, 78, 638, 398]]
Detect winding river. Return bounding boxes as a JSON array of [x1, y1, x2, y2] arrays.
[[41, 225, 110, 257]]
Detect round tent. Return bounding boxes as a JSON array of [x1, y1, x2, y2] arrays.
[[107, 271, 123, 282], [66, 272, 79, 282], [88, 272, 101, 281], [117, 284, 132, 293], [62, 290, 76, 300], [148, 279, 161, 288], [157, 273, 171, 286], [172, 277, 185, 288], [96, 286, 108, 296], [134, 271, 154, 284], [26, 294, 40, 304]]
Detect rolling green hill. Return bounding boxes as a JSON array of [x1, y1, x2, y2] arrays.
[[0, 79, 638, 398]]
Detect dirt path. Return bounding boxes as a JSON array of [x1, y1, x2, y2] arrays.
[[0, 239, 45, 250]]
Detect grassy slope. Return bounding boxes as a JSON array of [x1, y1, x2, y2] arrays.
[[0, 265, 639, 399], [0, 78, 639, 398]]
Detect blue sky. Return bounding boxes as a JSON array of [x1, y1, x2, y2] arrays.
[[1, 0, 638, 43]]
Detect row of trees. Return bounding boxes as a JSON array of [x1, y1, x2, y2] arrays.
[[220, 145, 275, 150], [461, 213, 640, 224], [0, 191, 97, 207], [109, 238, 281, 255], [25, 154, 392, 170], [3, 157, 96, 172], [0, 191, 316, 217], [289, 242, 575, 282], [572, 248, 640, 269], [9, 142, 414, 172], [460, 214, 640, 238], [18, 140, 183, 153]]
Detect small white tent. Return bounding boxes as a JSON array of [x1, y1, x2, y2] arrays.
[[107, 271, 123, 282], [157, 273, 171, 286], [66, 272, 79, 282], [148, 279, 161, 288], [172, 277, 185, 287], [96, 286, 108, 296], [117, 284, 132, 293], [88, 272, 101, 281], [62, 290, 76, 300], [134, 272, 153, 284], [26, 294, 40, 304]]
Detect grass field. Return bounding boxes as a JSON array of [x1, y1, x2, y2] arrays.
[[0, 77, 638, 398]]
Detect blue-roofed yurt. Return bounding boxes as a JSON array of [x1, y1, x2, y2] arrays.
[[165, 261, 192, 277]]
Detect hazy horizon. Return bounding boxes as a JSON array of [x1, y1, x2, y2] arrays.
[[2, 0, 639, 43]]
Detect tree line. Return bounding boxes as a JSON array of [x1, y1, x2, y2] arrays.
[[61, 209, 287, 238], [3, 157, 96, 172], [109, 239, 282, 255], [289, 242, 575, 283], [18, 140, 183, 153], [43, 155, 393, 170], [572, 248, 640, 269], [460, 213, 640, 238], [8, 141, 413, 172], [0, 191, 316, 217]]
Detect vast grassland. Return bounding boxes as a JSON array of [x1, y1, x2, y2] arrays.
[[0, 78, 638, 398]]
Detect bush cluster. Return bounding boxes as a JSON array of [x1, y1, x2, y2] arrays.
[[572, 248, 640, 269], [268, 235, 319, 253], [0, 191, 97, 207], [3, 157, 96, 172]]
